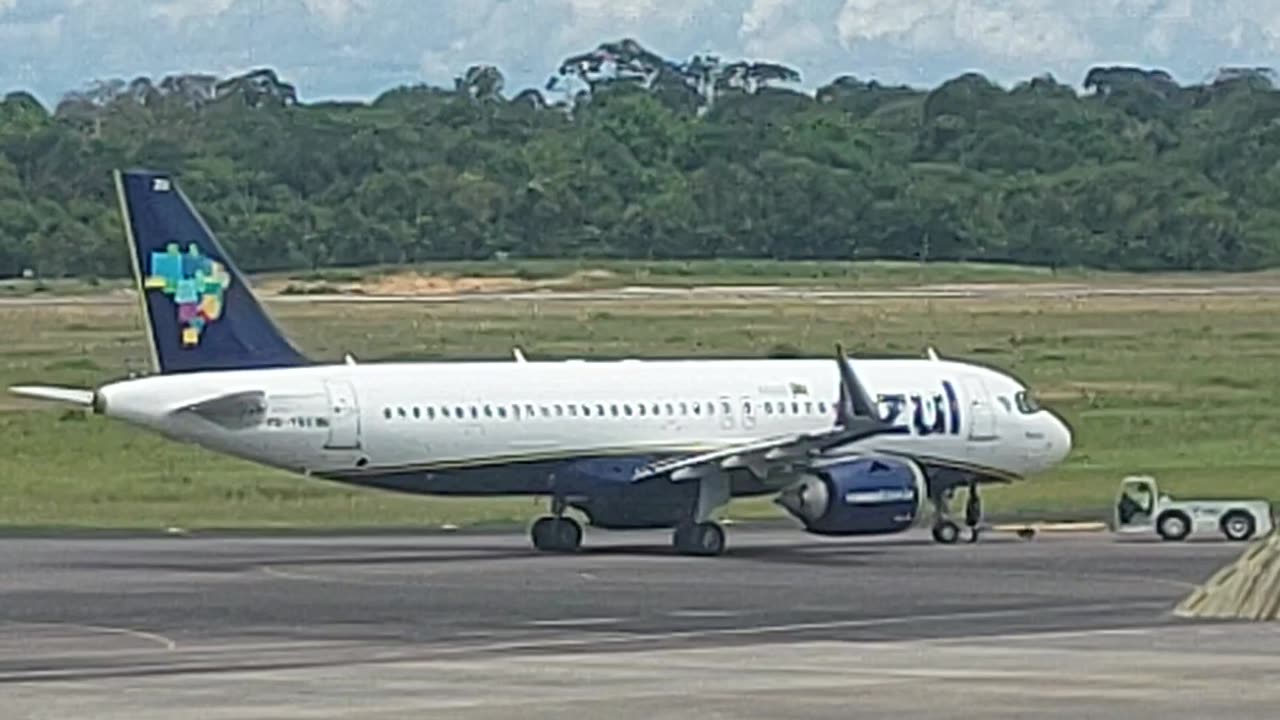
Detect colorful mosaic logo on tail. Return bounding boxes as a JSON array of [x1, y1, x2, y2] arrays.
[[144, 243, 232, 347]]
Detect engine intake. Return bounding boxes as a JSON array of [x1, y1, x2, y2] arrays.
[[776, 457, 925, 536]]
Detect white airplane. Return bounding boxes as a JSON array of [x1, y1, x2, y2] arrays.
[[10, 170, 1073, 556]]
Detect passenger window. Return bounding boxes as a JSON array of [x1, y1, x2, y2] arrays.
[[624, 405, 633, 416], [484, 405, 493, 418], [679, 402, 688, 415], [568, 405, 577, 417], [611, 405, 619, 416], [470, 407, 479, 419], [805, 401, 813, 414], [693, 403, 701, 415], [776, 402, 785, 415], [764, 402, 773, 414], [540, 406, 550, 418], [818, 402, 828, 414], [721, 401, 731, 415], [268, 418, 283, 428], [665, 403, 674, 415], [597, 404, 606, 416], [637, 404, 646, 416], [316, 418, 329, 427], [427, 407, 436, 419], [498, 406, 507, 419], [412, 407, 421, 419], [652, 403, 661, 416], [513, 404, 522, 419], [397, 407, 407, 418], [383, 408, 392, 420], [554, 405, 563, 417], [440, 407, 450, 418], [583, 405, 592, 417]]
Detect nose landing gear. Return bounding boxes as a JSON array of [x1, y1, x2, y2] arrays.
[[930, 482, 984, 545]]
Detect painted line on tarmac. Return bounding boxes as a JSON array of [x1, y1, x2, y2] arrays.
[[0, 601, 1172, 683], [2, 621, 177, 651], [527, 618, 622, 628], [666, 610, 743, 619]]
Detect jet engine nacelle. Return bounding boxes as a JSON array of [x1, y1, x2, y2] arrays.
[[775, 456, 926, 536]]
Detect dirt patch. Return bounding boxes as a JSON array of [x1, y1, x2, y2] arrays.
[[265, 268, 623, 297], [364, 274, 533, 295]]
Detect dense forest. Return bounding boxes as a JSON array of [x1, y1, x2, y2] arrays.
[[2, 38, 1280, 278]]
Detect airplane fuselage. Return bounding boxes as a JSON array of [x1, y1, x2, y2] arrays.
[[98, 356, 1070, 498]]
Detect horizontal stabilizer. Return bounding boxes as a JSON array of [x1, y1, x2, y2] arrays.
[[175, 390, 267, 429], [8, 385, 96, 407]]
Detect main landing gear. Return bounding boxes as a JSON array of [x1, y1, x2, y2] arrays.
[[672, 521, 726, 556], [930, 482, 984, 545], [531, 496, 583, 553]]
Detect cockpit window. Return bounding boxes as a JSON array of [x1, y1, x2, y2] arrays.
[[1014, 390, 1040, 414]]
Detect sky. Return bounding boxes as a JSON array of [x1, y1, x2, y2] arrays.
[[4, 0, 1280, 106]]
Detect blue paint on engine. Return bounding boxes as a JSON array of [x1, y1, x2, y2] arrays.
[[804, 457, 922, 536]]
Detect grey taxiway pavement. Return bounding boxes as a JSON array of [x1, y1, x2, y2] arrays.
[[1, 529, 1277, 719]]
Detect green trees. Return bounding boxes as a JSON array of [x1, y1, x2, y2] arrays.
[[2, 39, 1279, 278]]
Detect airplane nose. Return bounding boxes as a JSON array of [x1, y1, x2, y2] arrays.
[[1048, 411, 1074, 465]]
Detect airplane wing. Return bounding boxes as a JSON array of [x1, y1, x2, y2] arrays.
[[9, 385, 96, 407], [632, 346, 891, 484]]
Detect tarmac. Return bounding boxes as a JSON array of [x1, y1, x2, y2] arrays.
[[1, 528, 1277, 719]]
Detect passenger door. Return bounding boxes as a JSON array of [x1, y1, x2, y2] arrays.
[[323, 379, 361, 449], [961, 376, 998, 441]]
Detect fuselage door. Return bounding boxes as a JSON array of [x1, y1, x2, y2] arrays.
[[323, 379, 361, 449], [961, 375, 998, 441]]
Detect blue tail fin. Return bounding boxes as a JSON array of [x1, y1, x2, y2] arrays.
[[115, 169, 308, 374]]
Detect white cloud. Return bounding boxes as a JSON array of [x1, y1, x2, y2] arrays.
[[148, 0, 234, 24], [8, 0, 1280, 105], [836, 0, 1094, 63], [302, 0, 366, 26]]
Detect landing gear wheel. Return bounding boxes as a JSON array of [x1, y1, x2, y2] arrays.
[[1156, 512, 1191, 542], [673, 522, 726, 557], [932, 520, 961, 545], [1221, 512, 1257, 542], [531, 516, 583, 553]]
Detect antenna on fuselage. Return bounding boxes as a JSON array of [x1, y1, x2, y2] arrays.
[[512, 347, 528, 363], [926, 346, 940, 361], [344, 354, 358, 365]]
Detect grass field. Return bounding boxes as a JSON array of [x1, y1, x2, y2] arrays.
[[2, 283, 1279, 532], [10, 257, 1280, 299]]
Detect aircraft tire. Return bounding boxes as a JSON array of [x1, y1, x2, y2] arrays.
[[931, 520, 961, 545], [673, 522, 726, 557], [531, 516, 582, 553]]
